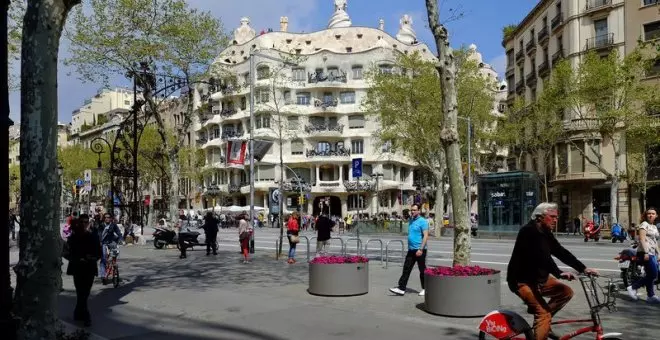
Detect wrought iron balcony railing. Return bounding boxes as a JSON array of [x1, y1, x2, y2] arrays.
[[276, 180, 313, 193], [220, 107, 236, 117], [515, 49, 524, 63], [552, 49, 564, 64], [526, 39, 536, 54], [585, 33, 614, 50], [538, 61, 550, 77], [526, 71, 537, 85], [196, 137, 208, 145], [221, 130, 243, 140], [343, 180, 375, 192], [515, 80, 525, 93], [305, 147, 351, 158], [205, 184, 222, 195], [551, 13, 564, 30], [537, 26, 549, 43], [308, 70, 348, 84], [585, 0, 612, 12], [313, 98, 339, 108], [304, 123, 344, 133], [228, 184, 241, 193]]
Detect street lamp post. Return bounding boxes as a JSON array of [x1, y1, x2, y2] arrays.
[[248, 50, 298, 256]]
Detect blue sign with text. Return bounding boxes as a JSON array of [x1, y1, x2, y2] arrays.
[[352, 158, 363, 178], [76, 179, 84, 186]]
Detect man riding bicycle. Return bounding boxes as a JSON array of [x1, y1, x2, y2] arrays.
[[507, 202, 599, 340], [99, 213, 122, 281]]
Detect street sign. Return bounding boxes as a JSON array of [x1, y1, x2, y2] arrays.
[[352, 158, 363, 178], [76, 179, 84, 187], [83, 169, 92, 192]]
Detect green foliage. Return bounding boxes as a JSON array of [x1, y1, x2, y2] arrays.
[[8, 0, 25, 90], [179, 145, 205, 182], [502, 24, 517, 41], [9, 164, 20, 202], [137, 125, 171, 188], [58, 144, 109, 187], [363, 51, 443, 173]]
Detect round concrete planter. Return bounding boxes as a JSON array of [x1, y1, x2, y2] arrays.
[[424, 271, 501, 317], [308, 262, 369, 296]]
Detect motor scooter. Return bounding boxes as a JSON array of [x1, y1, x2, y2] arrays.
[[610, 223, 627, 243], [583, 221, 601, 242], [153, 227, 177, 249]]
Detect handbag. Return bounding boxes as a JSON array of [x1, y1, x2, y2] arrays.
[[239, 231, 249, 240], [290, 235, 300, 244]]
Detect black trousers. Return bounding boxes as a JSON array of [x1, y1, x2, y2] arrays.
[[397, 249, 427, 291], [206, 233, 217, 254], [179, 236, 187, 258], [73, 272, 95, 321]]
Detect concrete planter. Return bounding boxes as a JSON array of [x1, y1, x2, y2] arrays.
[[424, 271, 501, 317], [308, 262, 369, 296]]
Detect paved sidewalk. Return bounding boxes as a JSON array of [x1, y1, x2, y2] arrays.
[[56, 244, 658, 340]]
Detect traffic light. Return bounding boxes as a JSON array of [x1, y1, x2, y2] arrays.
[[299, 195, 305, 205]]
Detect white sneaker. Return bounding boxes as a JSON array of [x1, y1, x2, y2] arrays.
[[389, 287, 405, 295], [418, 289, 425, 296], [626, 286, 638, 300]]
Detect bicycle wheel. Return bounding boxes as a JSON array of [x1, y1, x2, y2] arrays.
[[478, 330, 534, 340], [112, 261, 119, 288]]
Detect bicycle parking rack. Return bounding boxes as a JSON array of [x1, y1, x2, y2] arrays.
[[364, 239, 384, 265], [344, 238, 363, 256], [275, 235, 311, 262], [385, 240, 405, 269]]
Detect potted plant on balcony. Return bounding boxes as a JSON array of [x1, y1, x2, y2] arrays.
[[308, 255, 369, 296], [424, 265, 501, 317]]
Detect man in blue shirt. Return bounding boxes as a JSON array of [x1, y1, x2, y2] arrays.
[[390, 203, 429, 296]]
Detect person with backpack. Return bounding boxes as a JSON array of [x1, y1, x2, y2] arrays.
[[286, 212, 300, 264]]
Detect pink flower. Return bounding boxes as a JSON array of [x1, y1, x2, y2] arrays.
[[424, 265, 499, 277], [309, 255, 369, 264]]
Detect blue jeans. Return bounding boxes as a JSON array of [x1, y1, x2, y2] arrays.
[[287, 233, 297, 259], [632, 255, 658, 297]]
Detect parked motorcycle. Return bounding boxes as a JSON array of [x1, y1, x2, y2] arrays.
[[610, 223, 627, 243], [614, 245, 642, 288], [153, 227, 177, 249], [583, 221, 601, 242]]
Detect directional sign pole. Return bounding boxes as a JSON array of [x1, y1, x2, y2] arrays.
[[352, 158, 363, 240]]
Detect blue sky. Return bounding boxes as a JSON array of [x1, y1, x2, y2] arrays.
[[8, 0, 538, 123]]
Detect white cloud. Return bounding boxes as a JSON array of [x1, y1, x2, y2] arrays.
[[487, 54, 507, 78]]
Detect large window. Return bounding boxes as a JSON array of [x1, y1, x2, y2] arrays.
[[347, 194, 366, 210], [287, 116, 299, 130], [256, 65, 270, 80], [348, 115, 365, 129], [644, 21, 660, 41], [585, 140, 601, 172], [340, 91, 356, 104], [292, 68, 306, 81], [352, 66, 363, 79], [382, 164, 394, 180], [351, 139, 364, 154], [257, 90, 269, 103], [258, 165, 275, 181], [570, 141, 584, 173], [296, 92, 311, 105], [557, 144, 568, 174], [290, 139, 304, 155], [255, 114, 271, 129]]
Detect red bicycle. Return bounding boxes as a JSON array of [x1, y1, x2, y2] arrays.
[[477, 274, 622, 340], [103, 244, 120, 288]]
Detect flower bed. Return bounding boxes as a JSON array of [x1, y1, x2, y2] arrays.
[[424, 265, 501, 317], [308, 256, 369, 296]]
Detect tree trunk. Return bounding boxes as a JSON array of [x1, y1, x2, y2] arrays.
[[426, 0, 471, 266], [14, 1, 80, 339], [168, 149, 181, 218], [432, 164, 446, 239], [610, 138, 621, 224]]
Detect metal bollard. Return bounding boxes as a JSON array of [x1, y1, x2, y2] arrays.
[[329, 237, 346, 255], [385, 240, 405, 269], [345, 238, 363, 256], [365, 239, 384, 264]]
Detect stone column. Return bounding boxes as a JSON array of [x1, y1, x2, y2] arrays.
[[341, 197, 348, 217], [338, 165, 343, 182]]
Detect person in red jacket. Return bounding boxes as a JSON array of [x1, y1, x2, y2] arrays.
[[286, 212, 299, 264]]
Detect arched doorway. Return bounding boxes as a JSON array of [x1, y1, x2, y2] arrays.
[[313, 196, 342, 217]]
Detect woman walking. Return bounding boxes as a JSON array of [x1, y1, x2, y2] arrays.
[[627, 207, 660, 303], [238, 214, 251, 263], [65, 215, 102, 326], [287, 212, 300, 264]]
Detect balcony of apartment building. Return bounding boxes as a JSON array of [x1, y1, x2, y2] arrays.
[[537, 25, 549, 45], [538, 60, 550, 78], [551, 13, 565, 32], [505, 66, 515, 79], [507, 78, 516, 95], [313, 164, 345, 193], [552, 48, 564, 65], [220, 129, 244, 141], [515, 79, 525, 95], [304, 121, 344, 137], [552, 141, 607, 183], [526, 69, 537, 87], [219, 105, 237, 119], [585, 33, 614, 52], [307, 68, 348, 87], [525, 38, 537, 56], [515, 49, 525, 65], [584, 0, 613, 15]]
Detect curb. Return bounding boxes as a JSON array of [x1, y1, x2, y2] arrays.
[[60, 321, 110, 340]]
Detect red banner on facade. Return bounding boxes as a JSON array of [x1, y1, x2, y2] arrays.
[[227, 140, 247, 168]]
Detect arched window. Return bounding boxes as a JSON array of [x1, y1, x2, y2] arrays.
[[257, 65, 270, 80]]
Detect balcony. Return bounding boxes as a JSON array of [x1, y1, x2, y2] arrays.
[[505, 68, 515, 79], [228, 184, 242, 193], [220, 107, 236, 118], [304, 123, 344, 134], [276, 179, 313, 193], [343, 180, 375, 192], [305, 147, 350, 158], [551, 13, 564, 31], [552, 49, 564, 64], [585, 33, 614, 51], [508, 84, 515, 95], [525, 71, 537, 86], [196, 137, 208, 146], [204, 184, 223, 195], [537, 26, 549, 45], [313, 97, 339, 109], [308, 70, 347, 84], [552, 171, 606, 183], [525, 39, 536, 55], [585, 0, 612, 14], [515, 50, 524, 64], [538, 61, 550, 77], [221, 130, 243, 140], [515, 80, 525, 94]]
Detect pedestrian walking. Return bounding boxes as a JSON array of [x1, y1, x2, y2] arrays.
[[315, 210, 334, 256], [202, 212, 219, 256], [64, 215, 102, 327], [573, 216, 581, 235], [286, 212, 300, 264], [389, 203, 429, 296], [238, 214, 251, 263], [627, 207, 660, 303], [8, 210, 18, 240]]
